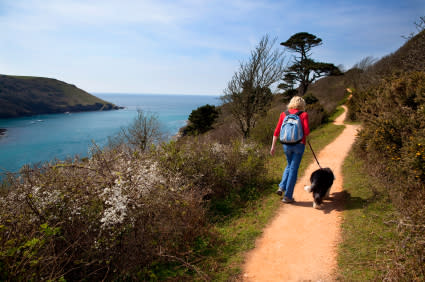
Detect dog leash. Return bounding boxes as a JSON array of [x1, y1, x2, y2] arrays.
[[307, 140, 322, 169]]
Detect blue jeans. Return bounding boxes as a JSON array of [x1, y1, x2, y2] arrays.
[[278, 143, 305, 200]]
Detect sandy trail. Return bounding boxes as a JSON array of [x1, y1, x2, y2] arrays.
[[242, 106, 360, 281]]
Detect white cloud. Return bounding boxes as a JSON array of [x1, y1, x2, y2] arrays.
[[1, 0, 424, 93], [5, 0, 194, 26]]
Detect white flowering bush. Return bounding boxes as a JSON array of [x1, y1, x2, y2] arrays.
[[0, 147, 207, 281], [0, 118, 267, 280]]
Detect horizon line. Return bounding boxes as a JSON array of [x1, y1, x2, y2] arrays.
[[93, 92, 222, 97]]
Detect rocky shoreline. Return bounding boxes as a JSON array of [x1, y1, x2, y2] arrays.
[[0, 103, 124, 119], [0, 128, 6, 136]]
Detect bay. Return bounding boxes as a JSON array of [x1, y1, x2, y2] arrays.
[[0, 93, 220, 173]]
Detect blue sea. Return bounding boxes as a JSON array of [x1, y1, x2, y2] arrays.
[[0, 94, 220, 173]]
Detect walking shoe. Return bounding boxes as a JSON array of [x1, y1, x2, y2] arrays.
[[282, 196, 294, 203], [275, 189, 283, 196]]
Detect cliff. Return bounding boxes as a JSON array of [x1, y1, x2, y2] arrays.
[[0, 75, 122, 118]]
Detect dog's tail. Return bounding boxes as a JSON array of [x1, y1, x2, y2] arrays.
[[314, 192, 323, 205]]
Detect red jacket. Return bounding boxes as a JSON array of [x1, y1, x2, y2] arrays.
[[273, 109, 310, 144]]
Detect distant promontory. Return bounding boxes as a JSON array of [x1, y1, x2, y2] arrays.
[[0, 75, 122, 118]]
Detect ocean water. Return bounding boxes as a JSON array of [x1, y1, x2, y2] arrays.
[[0, 94, 220, 173]]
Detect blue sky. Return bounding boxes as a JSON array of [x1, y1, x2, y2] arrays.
[[0, 0, 424, 95]]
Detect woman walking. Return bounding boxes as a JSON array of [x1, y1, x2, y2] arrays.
[[270, 96, 310, 203]]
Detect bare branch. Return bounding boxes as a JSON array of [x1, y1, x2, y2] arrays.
[[222, 34, 286, 138]]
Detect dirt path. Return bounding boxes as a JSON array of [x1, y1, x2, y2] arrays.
[[242, 106, 360, 281]]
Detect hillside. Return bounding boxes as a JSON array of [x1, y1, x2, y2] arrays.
[[0, 75, 121, 118], [307, 30, 425, 113], [307, 68, 362, 113], [368, 29, 425, 76], [344, 29, 425, 279]]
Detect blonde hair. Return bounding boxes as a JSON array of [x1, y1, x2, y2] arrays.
[[288, 96, 306, 111]]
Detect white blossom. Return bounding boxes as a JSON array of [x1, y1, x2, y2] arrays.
[[100, 183, 128, 228]]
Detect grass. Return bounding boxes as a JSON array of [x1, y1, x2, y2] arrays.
[[299, 122, 345, 174], [327, 106, 345, 122], [203, 121, 346, 281], [337, 150, 398, 281]]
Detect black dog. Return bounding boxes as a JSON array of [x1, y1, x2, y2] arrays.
[[304, 168, 335, 209]]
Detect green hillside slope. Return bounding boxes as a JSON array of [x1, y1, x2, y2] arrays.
[[369, 29, 425, 76], [0, 75, 121, 118], [343, 29, 425, 279], [306, 30, 425, 114], [307, 68, 362, 113]]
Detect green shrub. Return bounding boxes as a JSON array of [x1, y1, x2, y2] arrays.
[[302, 93, 319, 104], [157, 139, 266, 202], [250, 108, 281, 146], [185, 104, 219, 135], [351, 71, 425, 280], [306, 102, 328, 131], [281, 89, 298, 103]]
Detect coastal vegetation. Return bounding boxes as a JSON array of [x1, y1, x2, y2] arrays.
[[346, 70, 425, 279], [0, 75, 120, 118], [337, 29, 425, 280], [0, 123, 267, 280]]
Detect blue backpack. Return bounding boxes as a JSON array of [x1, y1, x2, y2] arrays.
[[279, 111, 304, 144]]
